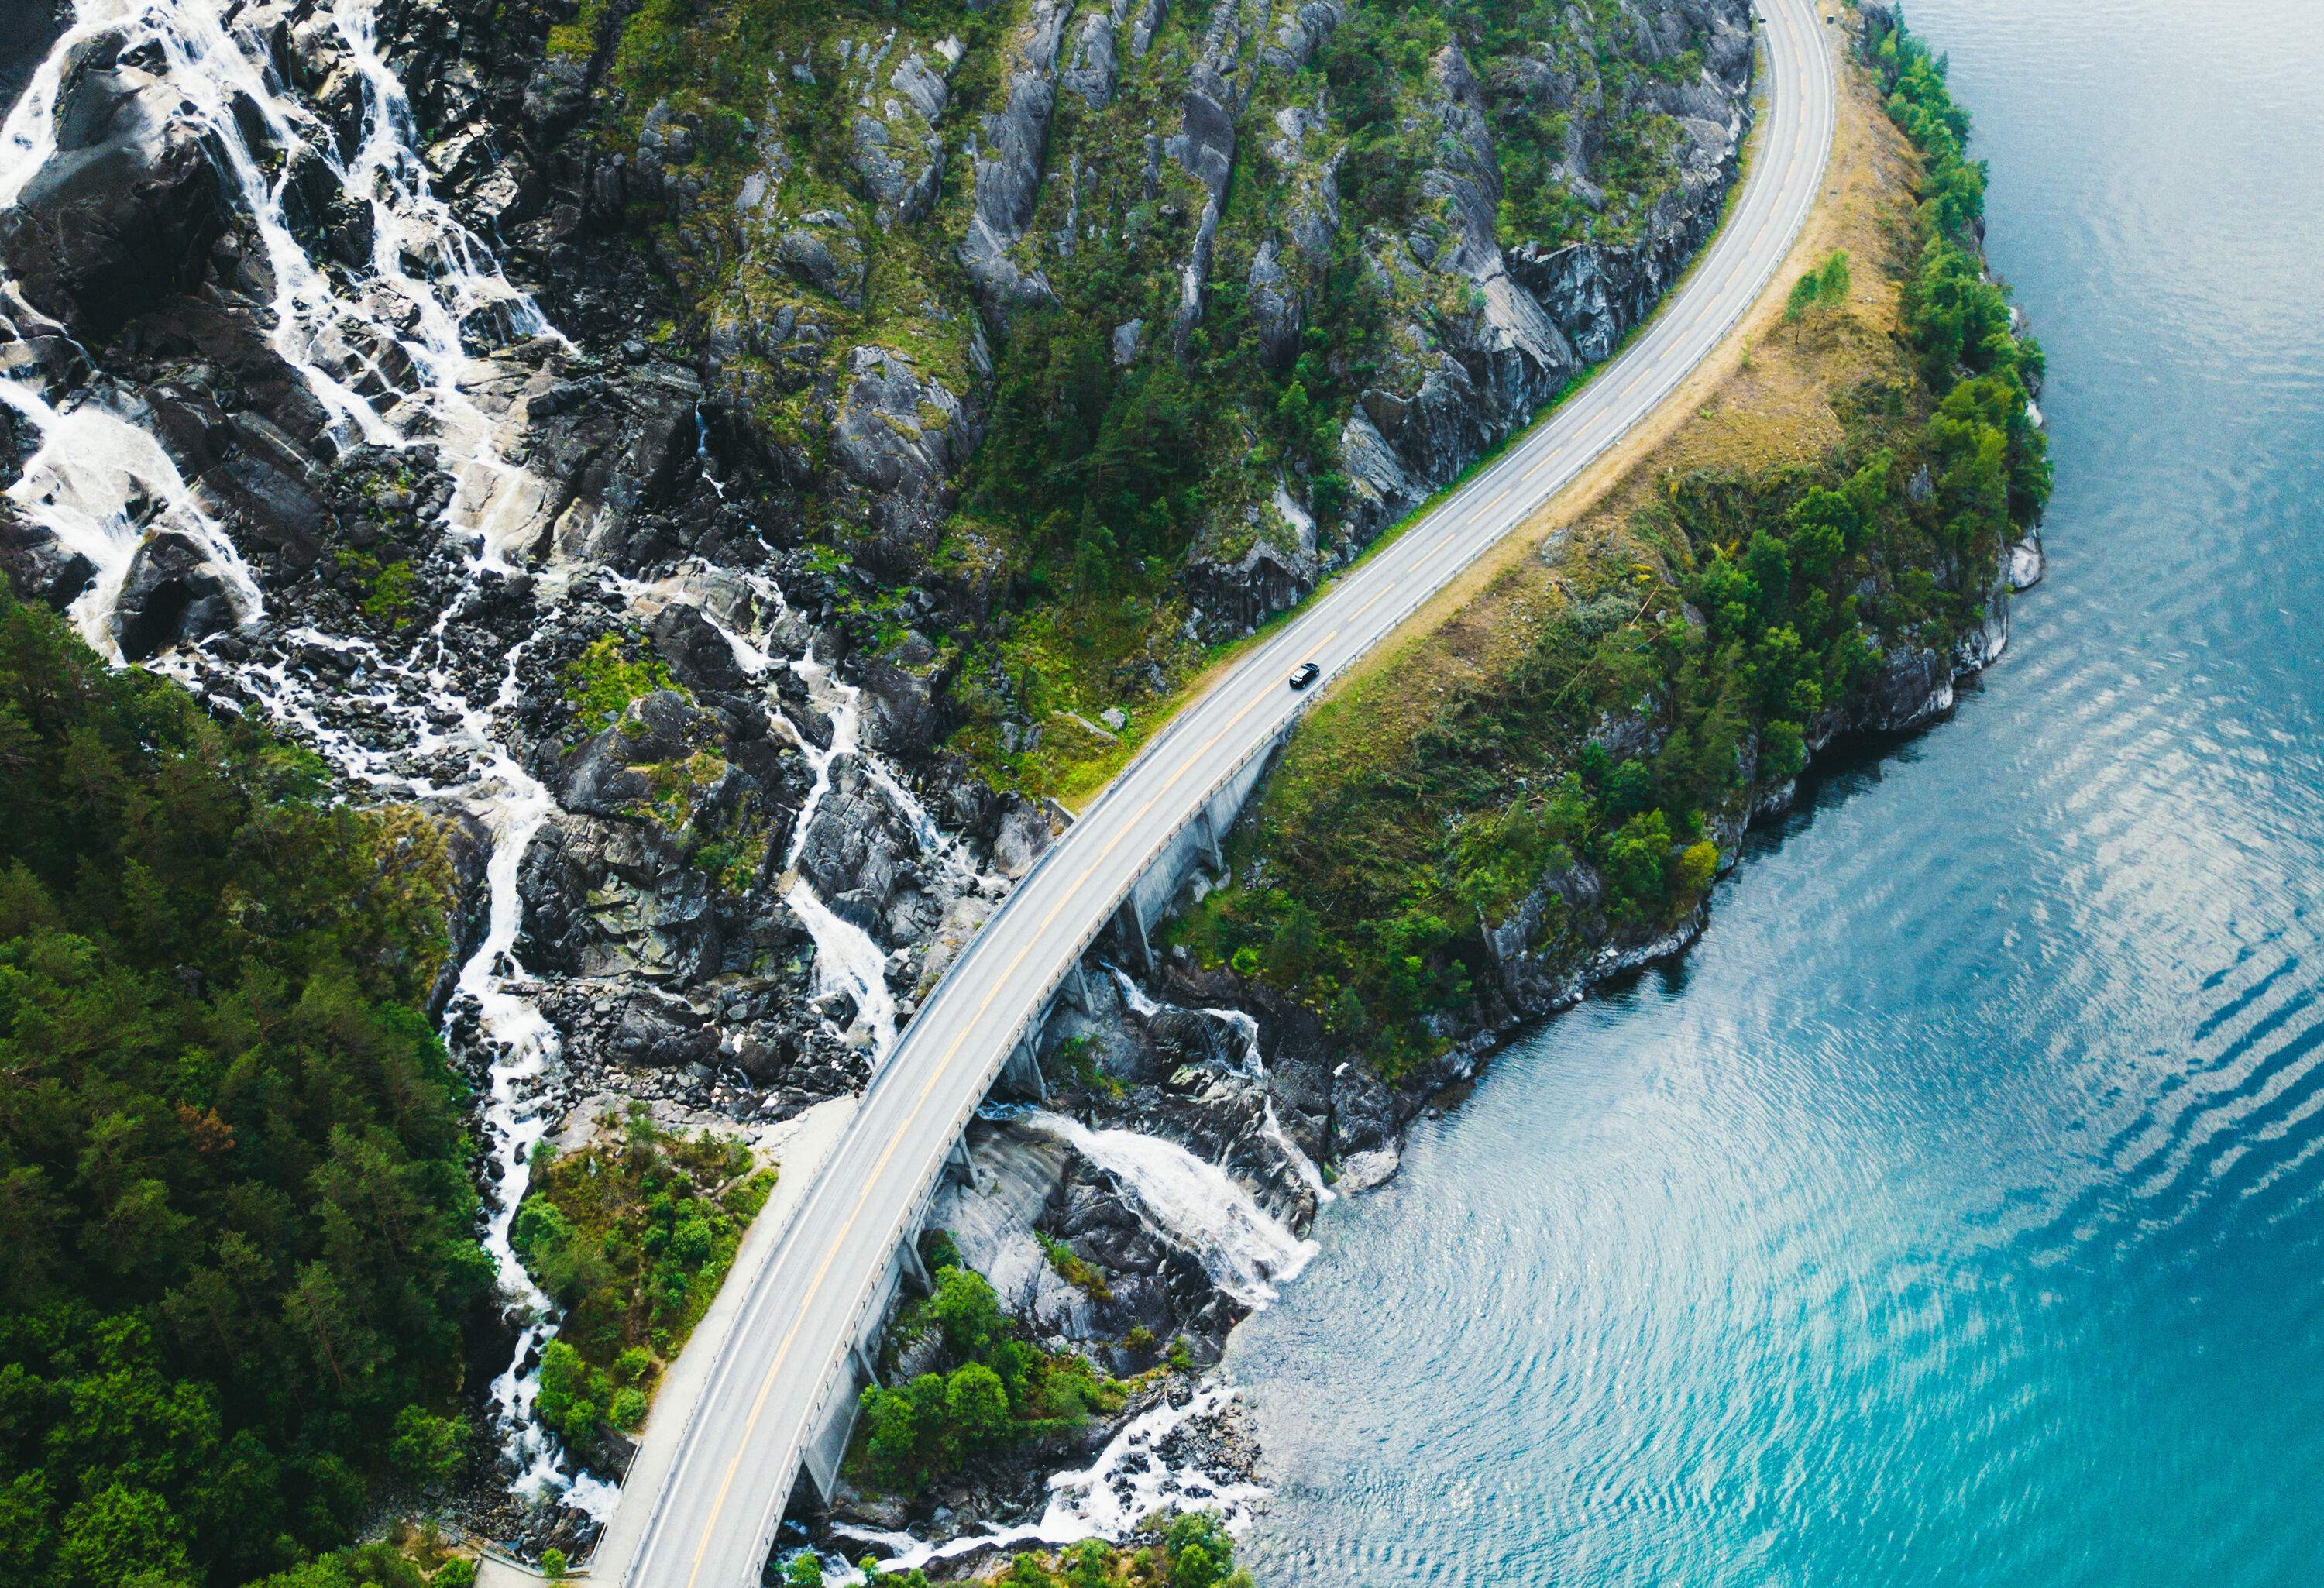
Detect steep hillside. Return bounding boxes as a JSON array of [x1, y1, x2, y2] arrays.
[[0, 0, 1758, 1571], [419, 0, 1758, 795]]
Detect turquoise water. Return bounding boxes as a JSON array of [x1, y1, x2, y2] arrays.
[[1229, 2, 2324, 1583]]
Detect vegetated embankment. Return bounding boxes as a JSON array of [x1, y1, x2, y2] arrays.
[[1052, 0, 2047, 1246]]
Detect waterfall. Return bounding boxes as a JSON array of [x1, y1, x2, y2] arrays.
[[0, 0, 727, 1528], [1105, 966, 1336, 1206], [0, 335, 265, 658], [830, 1380, 1267, 1576], [0, 0, 999, 1544], [1022, 1110, 1316, 1309]]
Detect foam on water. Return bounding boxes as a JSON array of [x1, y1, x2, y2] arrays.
[[1023, 1109, 1315, 1309], [830, 1380, 1268, 1577]]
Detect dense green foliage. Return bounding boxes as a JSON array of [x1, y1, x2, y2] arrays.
[[0, 593, 488, 1587], [244, 1539, 473, 1588], [851, 1263, 1123, 1495], [556, 0, 1725, 795], [852, 1511, 1253, 1588], [1174, 9, 2051, 1075], [511, 1104, 773, 1448], [559, 632, 679, 739]]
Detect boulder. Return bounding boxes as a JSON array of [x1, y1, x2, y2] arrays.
[[112, 531, 235, 660], [0, 502, 96, 610], [517, 815, 725, 985], [792, 756, 918, 941], [610, 992, 720, 1068], [650, 601, 749, 694], [858, 652, 942, 758], [0, 32, 235, 340]]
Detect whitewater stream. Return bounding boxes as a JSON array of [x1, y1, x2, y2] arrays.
[[0, 0, 954, 1522], [0, 0, 1341, 1567]]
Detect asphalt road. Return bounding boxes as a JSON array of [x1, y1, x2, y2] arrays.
[[606, 3, 1834, 1581]]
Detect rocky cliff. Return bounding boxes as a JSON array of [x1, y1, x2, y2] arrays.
[[0, 0, 1761, 1558], [2, 0, 1758, 1101]]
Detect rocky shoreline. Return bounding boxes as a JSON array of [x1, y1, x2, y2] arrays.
[[0, 0, 1808, 1572]]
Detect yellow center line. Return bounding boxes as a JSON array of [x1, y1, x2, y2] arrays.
[[672, 7, 1833, 1576]]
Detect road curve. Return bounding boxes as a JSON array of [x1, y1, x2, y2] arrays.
[[610, 3, 1835, 1582]]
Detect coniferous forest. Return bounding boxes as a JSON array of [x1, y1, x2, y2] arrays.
[[0, 591, 488, 1588]]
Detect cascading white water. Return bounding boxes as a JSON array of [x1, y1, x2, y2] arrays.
[[615, 555, 956, 1066], [1023, 1109, 1316, 1309], [829, 1380, 1267, 1577], [1105, 967, 1336, 1206], [0, 324, 265, 658], [775, 646, 903, 1056]]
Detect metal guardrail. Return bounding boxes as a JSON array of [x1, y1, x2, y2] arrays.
[[610, 2, 1834, 1573]]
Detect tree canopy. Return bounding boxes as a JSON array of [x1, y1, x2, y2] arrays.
[[0, 591, 489, 1587]]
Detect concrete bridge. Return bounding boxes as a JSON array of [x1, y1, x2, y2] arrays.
[[495, 3, 1837, 1580]]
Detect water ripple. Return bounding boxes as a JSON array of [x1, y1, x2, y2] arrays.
[[1226, 0, 2324, 1581]]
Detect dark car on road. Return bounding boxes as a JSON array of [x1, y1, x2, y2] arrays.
[[1289, 662, 1321, 689]]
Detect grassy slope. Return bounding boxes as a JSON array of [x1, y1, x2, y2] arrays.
[[1167, 10, 2051, 1074]]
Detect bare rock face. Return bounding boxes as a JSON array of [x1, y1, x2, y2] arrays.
[[958, 0, 1071, 311], [847, 36, 961, 228], [528, 362, 706, 566], [0, 32, 234, 341], [1186, 2, 1752, 632], [1061, 0, 1132, 108], [112, 531, 235, 661]]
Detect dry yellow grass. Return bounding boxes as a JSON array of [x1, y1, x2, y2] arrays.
[[1286, 18, 1925, 781]]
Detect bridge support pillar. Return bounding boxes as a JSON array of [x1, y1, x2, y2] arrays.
[[1114, 898, 1153, 973], [898, 1234, 933, 1295], [851, 1341, 882, 1390], [946, 1133, 979, 1191], [793, 1452, 837, 1514], [1005, 1036, 1047, 1102], [1068, 959, 1095, 1012], [1196, 808, 1224, 874]]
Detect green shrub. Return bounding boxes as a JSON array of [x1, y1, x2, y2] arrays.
[[511, 1105, 772, 1452], [851, 1266, 1124, 1495], [387, 1408, 469, 1490], [560, 633, 679, 737], [0, 589, 487, 1586]]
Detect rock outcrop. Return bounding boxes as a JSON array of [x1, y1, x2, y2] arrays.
[[959, 0, 1072, 311], [1, 33, 234, 341]]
